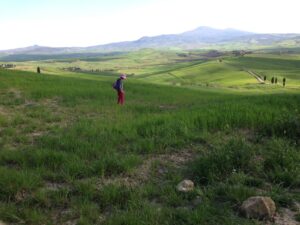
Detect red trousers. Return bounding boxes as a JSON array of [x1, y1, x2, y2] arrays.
[[117, 90, 125, 105]]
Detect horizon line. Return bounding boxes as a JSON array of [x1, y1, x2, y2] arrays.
[[1, 26, 299, 51]]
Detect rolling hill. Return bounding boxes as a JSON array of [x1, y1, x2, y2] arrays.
[[1, 26, 300, 61], [0, 64, 299, 224]]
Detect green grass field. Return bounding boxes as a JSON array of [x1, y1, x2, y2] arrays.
[[7, 49, 300, 89], [0, 49, 299, 224]]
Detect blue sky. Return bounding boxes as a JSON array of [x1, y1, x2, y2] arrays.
[[1, 0, 300, 50]]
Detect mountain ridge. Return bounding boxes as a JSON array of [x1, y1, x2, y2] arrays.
[[1, 26, 300, 57]]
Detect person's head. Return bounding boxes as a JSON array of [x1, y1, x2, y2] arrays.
[[120, 74, 127, 80]]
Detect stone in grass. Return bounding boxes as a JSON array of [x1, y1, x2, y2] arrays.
[[176, 180, 194, 192], [241, 196, 276, 220]]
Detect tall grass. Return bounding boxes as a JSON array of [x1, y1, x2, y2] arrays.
[[0, 68, 299, 224]]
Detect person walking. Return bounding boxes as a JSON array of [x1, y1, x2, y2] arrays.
[[283, 78, 286, 87], [113, 74, 126, 105]]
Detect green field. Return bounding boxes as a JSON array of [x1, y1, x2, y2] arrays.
[[0, 49, 300, 224], [7, 49, 300, 89]]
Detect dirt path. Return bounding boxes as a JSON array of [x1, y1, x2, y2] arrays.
[[246, 70, 265, 83]]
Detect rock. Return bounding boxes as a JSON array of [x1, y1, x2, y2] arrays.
[[15, 189, 28, 202], [176, 180, 194, 192], [241, 196, 276, 220]]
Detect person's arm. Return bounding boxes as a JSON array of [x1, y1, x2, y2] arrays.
[[120, 80, 124, 92]]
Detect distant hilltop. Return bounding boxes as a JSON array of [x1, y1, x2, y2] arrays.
[[1, 26, 300, 57]]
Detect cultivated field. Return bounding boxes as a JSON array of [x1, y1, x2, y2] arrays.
[[0, 49, 299, 224]]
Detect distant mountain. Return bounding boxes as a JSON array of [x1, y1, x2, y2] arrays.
[[1, 26, 300, 60], [88, 27, 254, 51], [0, 45, 84, 55], [181, 26, 253, 41]]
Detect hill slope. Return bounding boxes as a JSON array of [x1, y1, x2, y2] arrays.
[[0, 68, 299, 224], [1, 27, 300, 59]]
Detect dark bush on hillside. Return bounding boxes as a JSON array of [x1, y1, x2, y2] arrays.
[[271, 77, 274, 84]]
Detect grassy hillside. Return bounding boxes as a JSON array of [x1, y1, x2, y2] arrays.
[[227, 55, 300, 86], [0, 67, 299, 224], [136, 60, 256, 87], [3, 49, 300, 90]]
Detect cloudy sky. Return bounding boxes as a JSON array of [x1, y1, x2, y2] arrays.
[[0, 0, 299, 50]]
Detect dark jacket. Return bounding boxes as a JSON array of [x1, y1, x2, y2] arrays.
[[115, 78, 123, 91]]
